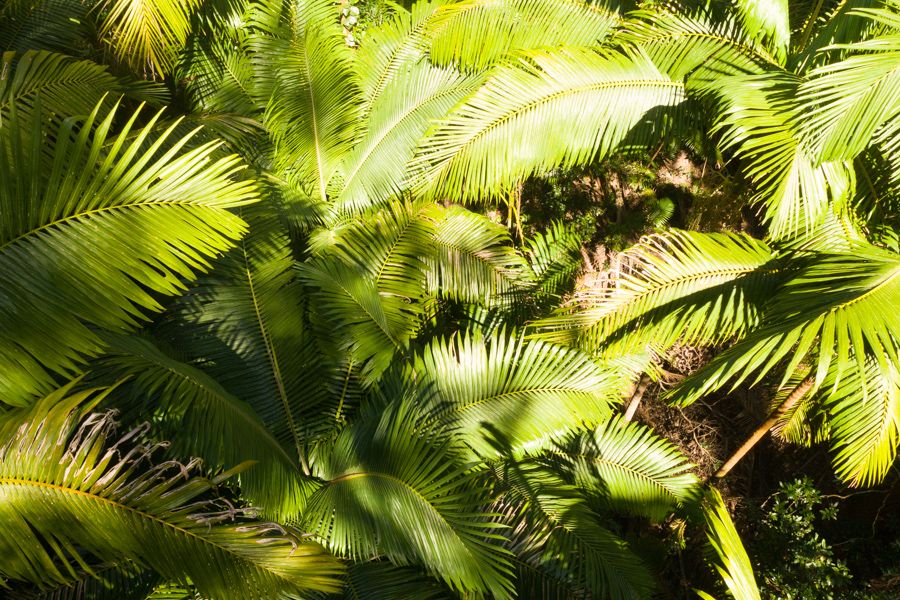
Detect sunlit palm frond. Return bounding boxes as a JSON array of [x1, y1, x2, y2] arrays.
[[413, 331, 618, 458], [824, 358, 900, 487], [554, 416, 700, 521], [426, 0, 621, 72], [700, 71, 855, 239], [700, 488, 761, 600], [671, 242, 900, 406], [411, 46, 685, 202], [0, 101, 255, 403], [620, 6, 778, 84], [338, 63, 480, 212], [796, 8, 900, 162], [0, 382, 344, 598], [532, 230, 779, 357], [304, 399, 515, 599], [427, 206, 533, 305], [91, 333, 319, 520], [730, 0, 791, 63], [96, 0, 201, 76]]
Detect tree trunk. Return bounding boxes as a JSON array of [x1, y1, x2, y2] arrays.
[[713, 376, 816, 480]]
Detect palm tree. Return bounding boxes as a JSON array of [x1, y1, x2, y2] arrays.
[[1, 0, 896, 598]]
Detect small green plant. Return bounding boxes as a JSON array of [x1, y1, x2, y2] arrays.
[[751, 478, 853, 600]]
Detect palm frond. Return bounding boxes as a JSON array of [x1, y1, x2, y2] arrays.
[[304, 399, 514, 599], [342, 562, 453, 600], [699, 71, 854, 239], [554, 416, 700, 521], [426, 0, 621, 72], [160, 202, 333, 456], [532, 231, 779, 357], [413, 331, 618, 458], [0, 0, 88, 53], [337, 63, 479, 212], [496, 458, 655, 599], [671, 243, 900, 406], [0, 100, 255, 403], [411, 46, 685, 202], [523, 221, 583, 308], [730, 0, 791, 63], [91, 333, 318, 520], [96, 0, 201, 76], [620, 6, 778, 84], [824, 358, 900, 486], [701, 488, 761, 600], [796, 9, 900, 162], [0, 382, 344, 597], [427, 206, 533, 305]]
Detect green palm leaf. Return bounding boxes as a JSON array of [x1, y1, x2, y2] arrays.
[[796, 7, 900, 161], [0, 382, 344, 598], [92, 333, 319, 520], [426, 0, 620, 72], [496, 457, 655, 599], [0, 101, 256, 403], [413, 331, 618, 458], [554, 417, 700, 521], [411, 46, 685, 202], [533, 230, 779, 357], [341, 562, 453, 599], [304, 400, 514, 599], [700, 488, 761, 600], [824, 358, 900, 486], [671, 243, 900, 406], [731, 0, 791, 63], [337, 63, 479, 212]]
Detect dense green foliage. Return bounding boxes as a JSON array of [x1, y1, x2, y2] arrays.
[[0, 0, 898, 598]]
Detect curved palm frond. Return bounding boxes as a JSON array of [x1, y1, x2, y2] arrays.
[[554, 416, 700, 521], [0, 0, 88, 54], [337, 63, 480, 212], [796, 8, 900, 162], [96, 0, 201, 75], [700, 488, 761, 600], [0, 101, 256, 403], [411, 46, 685, 202], [341, 562, 454, 600], [12, 563, 159, 600], [700, 71, 855, 239], [304, 399, 515, 599], [620, 6, 778, 84], [730, 0, 791, 63], [671, 243, 900, 406], [824, 358, 900, 486], [413, 331, 618, 458], [532, 231, 779, 357], [160, 202, 333, 457], [426, 0, 621, 72], [523, 221, 583, 308], [427, 206, 533, 305], [91, 333, 319, 520], [496, 457, 655, 599], [0, 382, 344, 598]]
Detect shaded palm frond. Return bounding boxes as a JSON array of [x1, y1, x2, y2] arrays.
[[0, 382, 344, 598], [91, 333, 318, 520], [427, 206, 533, 306], [342, 562, 454, 600], [411, 46, 685, 202], [0, 0, 88, 53], [496, 458, 655, 599], [304, 399, 515, 599], [0, 101, 255, 403]]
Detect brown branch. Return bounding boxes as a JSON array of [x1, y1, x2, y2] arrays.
[[712, 375, 816, 480]]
